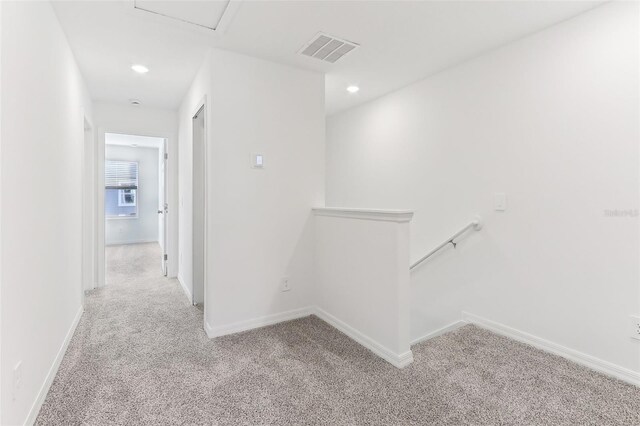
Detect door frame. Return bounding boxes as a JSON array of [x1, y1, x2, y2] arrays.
[[81, 115, 97, 303], [191, 97, 208, 323], [96, 128, 175, 287], [160, 138, 168, 276]]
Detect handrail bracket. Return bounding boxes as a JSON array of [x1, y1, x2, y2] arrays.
[[410, 215, 482, 271]]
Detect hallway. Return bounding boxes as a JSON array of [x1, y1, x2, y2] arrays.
[[104, 243, 165, 286], [33, 246, 640, 425], [2, 2, 639, 424]]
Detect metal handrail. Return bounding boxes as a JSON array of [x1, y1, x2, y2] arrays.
[[410, 216, 482, 271]]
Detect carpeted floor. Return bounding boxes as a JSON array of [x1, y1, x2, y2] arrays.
[[36, 242, 640, 425]]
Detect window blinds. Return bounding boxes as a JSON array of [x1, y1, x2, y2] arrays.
[[105, 160, 138, 189]]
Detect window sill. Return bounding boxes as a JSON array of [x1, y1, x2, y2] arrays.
[[106, 216, 139, 220]]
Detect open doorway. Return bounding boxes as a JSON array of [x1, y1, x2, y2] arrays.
[[82, 118, 97, 298], [192, 106, 205, 308], [103, 133, 168, 284]]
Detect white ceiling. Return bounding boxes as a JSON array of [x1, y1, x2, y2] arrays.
[[53, 1, 602, 115]]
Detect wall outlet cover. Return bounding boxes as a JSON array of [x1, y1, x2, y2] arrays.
[[494, 192, 507, 211], [630, 315, 640, 340], [281, 277, 291, 292]]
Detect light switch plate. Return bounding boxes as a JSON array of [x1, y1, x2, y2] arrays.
[[252, 154, 264, 169], [494, 193, 507, 211]]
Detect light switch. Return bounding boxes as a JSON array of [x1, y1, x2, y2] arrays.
[[494, 193, 507, 211], [252, 154, 264, 169]]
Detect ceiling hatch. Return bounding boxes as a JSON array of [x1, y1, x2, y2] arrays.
[[132, 0, 240, 33], [299, 33, 359, 64]]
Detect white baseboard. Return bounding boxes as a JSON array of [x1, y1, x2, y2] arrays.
[[411, 320, 467, 346], [203, 305, 413, 369], [24, 305, 84, 426], [207, 306, 314, 338], [204, 320, 215, 338], [177, 274, 191, 303], [462, 311, 640, 387], [105, 239, 158, 246], [313, 307, 413, 368]]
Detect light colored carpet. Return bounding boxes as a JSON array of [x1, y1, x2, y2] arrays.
[[36, 243, 640, 425]]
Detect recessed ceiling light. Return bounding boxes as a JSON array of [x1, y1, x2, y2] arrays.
[[346, 85, 360, 93], [131, 64, 149, 74]]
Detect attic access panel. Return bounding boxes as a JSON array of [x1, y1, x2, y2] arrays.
[[132, 0, 238, 32]]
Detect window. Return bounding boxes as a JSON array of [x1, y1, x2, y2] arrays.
[[105, 160, 139, 218]]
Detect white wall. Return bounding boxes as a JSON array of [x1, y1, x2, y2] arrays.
[[105, 144, 159, 246], [93, 103, 179, 280], [178, 49, 325, 331], [314, 208, 413, 367], [1, 2, 93, 424], [326, 2, 639, 375]]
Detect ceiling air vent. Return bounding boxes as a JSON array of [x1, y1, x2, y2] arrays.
[[299, 33, 359, 64]]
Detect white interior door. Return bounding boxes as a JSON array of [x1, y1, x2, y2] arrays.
[[159, 139, 168, 276]]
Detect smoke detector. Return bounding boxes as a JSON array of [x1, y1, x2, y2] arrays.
[[299, 32, 359, 64], [130, 99, 142, 106]]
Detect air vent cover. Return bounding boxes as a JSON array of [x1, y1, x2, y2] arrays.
[[299, 33, 359, 64]]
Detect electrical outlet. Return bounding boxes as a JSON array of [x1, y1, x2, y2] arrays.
[[281, 277, 291, 292], [630, 315, 640, 340], [13, 361, 22, 400], [494, 193, 507, 211]]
